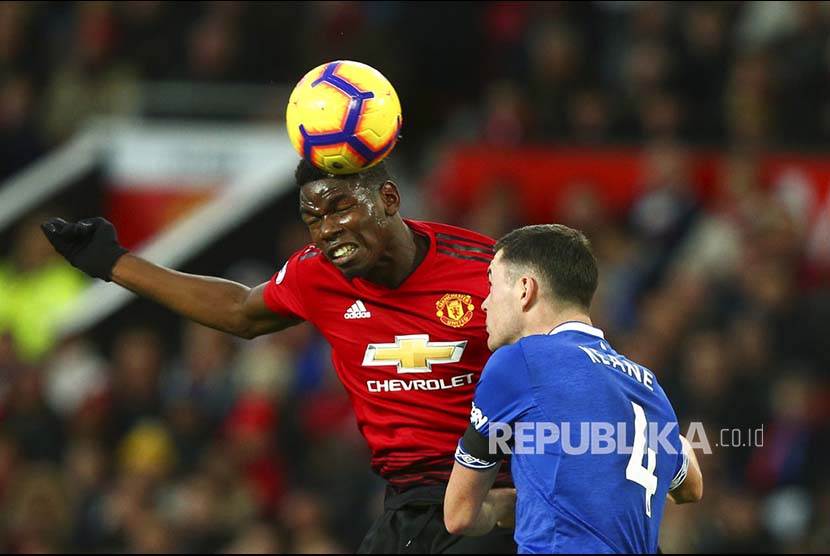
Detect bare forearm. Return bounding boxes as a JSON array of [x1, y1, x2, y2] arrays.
[[111, 254, 261, 337], [460, 498, 500, 536], [445, 458, 514, 536], [463, 489, 516, 536]]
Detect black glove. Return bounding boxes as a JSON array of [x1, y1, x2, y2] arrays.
[[40, 217, 129, 281]]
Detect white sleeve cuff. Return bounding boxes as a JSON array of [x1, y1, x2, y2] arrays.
[[668, 444, 690, 492]]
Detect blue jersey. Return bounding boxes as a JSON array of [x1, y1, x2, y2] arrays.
[[456, 322, 688, 554]]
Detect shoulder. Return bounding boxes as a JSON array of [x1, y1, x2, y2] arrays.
[[292, 244, 325, 265], [269, 243, 335, 290], [414, 220, 496, 248], [520, 331, 584, 354], [515, 333, 582, 371], [476, 343, 533, 406], [481, 342, 526, 381], [279, 244, 325, 273], [411, 220, 495, 265], [497, 335, 566, 384]]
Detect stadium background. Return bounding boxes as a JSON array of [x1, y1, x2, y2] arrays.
[[0, 1, 828, 553]]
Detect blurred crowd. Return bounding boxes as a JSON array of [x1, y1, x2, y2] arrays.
[[0, 1, 829, 554], [1, 1, 829, 179]]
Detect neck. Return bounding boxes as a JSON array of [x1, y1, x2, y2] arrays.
[[366, 219, 428, 288], [524, 306, 593, 338]]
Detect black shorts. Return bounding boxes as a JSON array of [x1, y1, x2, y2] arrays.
[[357, 485, 517, 554]]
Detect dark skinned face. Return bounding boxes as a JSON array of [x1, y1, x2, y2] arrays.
[[299, 177, 395, 280]]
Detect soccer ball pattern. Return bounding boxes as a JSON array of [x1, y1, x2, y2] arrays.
[[286, 60, 402, 175]]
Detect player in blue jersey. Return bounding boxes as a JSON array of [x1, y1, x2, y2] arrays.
[[444, 224, 702, 554]]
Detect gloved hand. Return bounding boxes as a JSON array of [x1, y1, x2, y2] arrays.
[[40, 217, 129, 281]]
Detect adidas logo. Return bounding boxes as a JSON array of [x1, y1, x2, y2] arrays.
[[344, 300, 372, 319]]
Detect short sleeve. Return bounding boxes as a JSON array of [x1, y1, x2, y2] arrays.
[[471, 342, 532, 436], [669, 436, 690, 491], [262, 250, 311, 321]]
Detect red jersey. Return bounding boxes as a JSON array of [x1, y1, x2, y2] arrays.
[[263, 220, 502, 489]]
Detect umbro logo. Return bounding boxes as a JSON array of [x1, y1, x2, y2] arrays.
[[344, 300, 372, 319]]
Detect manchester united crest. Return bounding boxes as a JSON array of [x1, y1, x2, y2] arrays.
[[435, 293, 475, 328]]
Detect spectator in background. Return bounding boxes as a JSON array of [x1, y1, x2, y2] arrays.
[[0, 213, 86, 362], [40, 2, 138, 144], [1, 364, 64, 464], [775, 2, 830, 145], [2, 463, 72, 552], [723, 50, 773, 147], [479, 81, 530, 147], [629, 141, 700, 293], [162, 322, 237, 471], [184, 11, 244, 83], [108, 326, 165, 442], [114, 1, 184, 81], [565, 86, 613, 145], [0, 74, 43, 180], [524, 21, 587, 141], [678, 3, 731, 142], [616, 38, 677, 141]]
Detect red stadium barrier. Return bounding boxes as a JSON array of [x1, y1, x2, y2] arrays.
[[429, 146, 830, 224]]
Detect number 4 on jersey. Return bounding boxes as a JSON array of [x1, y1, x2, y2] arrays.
[[626, 401, 658, 517]]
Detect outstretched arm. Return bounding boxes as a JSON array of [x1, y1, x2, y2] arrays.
[[112, 254, 300, 338], [43, 217, 301, 339]]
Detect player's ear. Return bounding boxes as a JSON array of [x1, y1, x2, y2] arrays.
[[518, 275, 536, 310], [379, 181, 400, 216]]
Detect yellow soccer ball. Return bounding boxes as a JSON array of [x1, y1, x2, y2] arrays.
[[286, 60, 402, 175]]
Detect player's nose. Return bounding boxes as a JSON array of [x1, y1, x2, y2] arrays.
[[319, 214, 344, 240]]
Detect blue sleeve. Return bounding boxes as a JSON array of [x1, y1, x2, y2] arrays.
[[658, 397, 688, 491], [668, 428, 689, 491], [472, 342, 532, 437], [455, 343, 533, 468]]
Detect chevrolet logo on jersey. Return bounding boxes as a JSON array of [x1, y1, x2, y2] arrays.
[[362, 334, 467, 373]]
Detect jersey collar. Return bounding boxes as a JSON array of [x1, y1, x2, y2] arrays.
[[548, 321, 605, 339], [351, 219, 435, 296]]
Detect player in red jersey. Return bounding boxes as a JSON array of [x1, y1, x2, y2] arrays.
[[41, 159, 516, 553]]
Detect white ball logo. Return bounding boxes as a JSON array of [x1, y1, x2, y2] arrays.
[[275, 261, 288, 285]]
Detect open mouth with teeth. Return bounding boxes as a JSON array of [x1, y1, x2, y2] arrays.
[[329, 243, 360, 264]]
